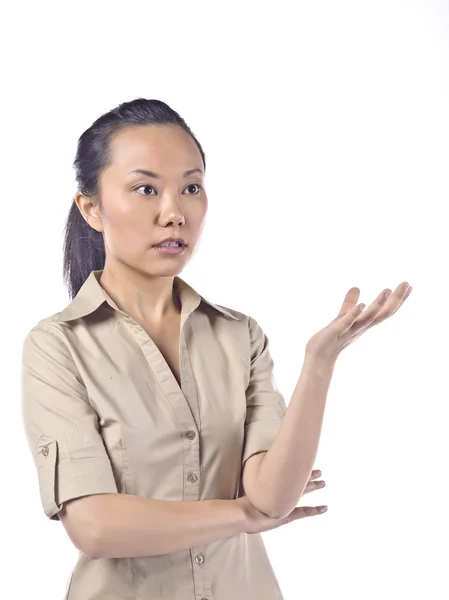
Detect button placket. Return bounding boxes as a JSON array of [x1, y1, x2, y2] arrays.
[[194, 553, 205, 566], [127, 312, 212, 597], [191, 547, 212, 599], [177, 328, 202, 504]]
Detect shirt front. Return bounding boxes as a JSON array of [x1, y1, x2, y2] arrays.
[[21, 269, 287, 600]]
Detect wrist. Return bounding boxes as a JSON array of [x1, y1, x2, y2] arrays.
[[303, 351, 337, 376], [233, 496, 251, 531]]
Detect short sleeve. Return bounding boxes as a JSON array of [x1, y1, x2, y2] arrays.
[[21, 323, 118, 520], [241, 316, 287, 467]]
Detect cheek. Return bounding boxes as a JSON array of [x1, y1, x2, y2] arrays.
[[101, 196, 154, 253], [187, 197, 208, 228]]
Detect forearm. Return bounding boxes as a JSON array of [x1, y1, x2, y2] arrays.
[[250, 355, 335, 519], [66, 493, 248, 559]]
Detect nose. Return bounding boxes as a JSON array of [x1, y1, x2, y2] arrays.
[[159, 194, 186, 227], [162, 212, 185, 227]]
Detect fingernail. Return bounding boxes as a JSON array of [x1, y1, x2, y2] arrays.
[[319, 506, 328, 512]]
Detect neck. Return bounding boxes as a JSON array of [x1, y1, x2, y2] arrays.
[[99, 262, 181, 325]]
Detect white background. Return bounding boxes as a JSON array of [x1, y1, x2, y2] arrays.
[[1, 0, 448, 598]]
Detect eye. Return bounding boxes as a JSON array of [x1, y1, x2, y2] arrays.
[[135, 185, 156, 196], [184, 183, 203, 195]]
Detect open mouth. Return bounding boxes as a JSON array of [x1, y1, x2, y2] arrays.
[[155, 242, 185, 248]]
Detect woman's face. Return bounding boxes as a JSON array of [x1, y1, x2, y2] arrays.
[[79, 124, 208, 278]]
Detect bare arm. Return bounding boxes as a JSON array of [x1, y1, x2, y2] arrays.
[[60, 493, 248, 559], [242, 355, 334, 519], [242, 282, 410, 519]]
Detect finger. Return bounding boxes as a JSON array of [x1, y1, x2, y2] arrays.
[[370, 282, 413, 325], [348, 287, 393, 330], [339, 282, 412, 334], [309, 469, 322, 481], [302, 480, 326, 495], [336, 287, 361, 319], [287, 505, 328, 522], [354, 281, 410, 329], [334, 301, 367, 334]]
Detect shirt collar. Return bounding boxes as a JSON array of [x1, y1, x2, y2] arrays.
[[56, 270, 240, 323]]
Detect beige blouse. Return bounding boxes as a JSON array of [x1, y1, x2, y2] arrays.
[[21, 269, 287, 600]]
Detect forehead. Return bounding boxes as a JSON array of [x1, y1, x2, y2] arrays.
[[107, 124, 202, 173]]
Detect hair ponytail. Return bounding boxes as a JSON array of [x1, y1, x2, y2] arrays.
[[62, 198, 106, 300]]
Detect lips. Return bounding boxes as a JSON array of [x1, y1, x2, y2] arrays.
[[153, 237, 186, 247]]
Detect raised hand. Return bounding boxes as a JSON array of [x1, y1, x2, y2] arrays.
[[305, 281, 413, 363]]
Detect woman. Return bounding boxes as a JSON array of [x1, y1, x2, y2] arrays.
[[21, 98, 411, 600]]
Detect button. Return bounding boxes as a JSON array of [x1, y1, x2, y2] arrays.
[[187, 473, 198, 483], [194, 553, 205, 565], [41, 446, 49, 457], [185, 431, 196, 441]]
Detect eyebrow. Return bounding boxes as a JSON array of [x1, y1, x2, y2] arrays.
[[127, 168, 204, 178]]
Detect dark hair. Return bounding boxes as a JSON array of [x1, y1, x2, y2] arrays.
[[62, 98, 206, 299]]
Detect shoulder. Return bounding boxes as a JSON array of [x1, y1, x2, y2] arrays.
[[22, 313, 72, 357], [213, 303, 250, 324], [203, 300, 265, 346]]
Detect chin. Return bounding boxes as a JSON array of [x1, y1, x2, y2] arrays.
[[143, 259, 189, 278]]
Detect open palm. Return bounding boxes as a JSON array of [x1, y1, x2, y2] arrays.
[[305, 281, 413, 363]]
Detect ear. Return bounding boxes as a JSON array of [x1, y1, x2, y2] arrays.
[[75, 191, 103, 233]]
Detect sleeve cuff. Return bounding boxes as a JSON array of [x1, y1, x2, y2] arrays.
[[36, 438, 118, 520], [241, 418, 283, 466]]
